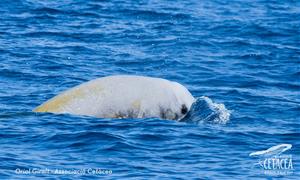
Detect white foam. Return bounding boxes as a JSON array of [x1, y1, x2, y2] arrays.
[[201, 96, 231, 124]]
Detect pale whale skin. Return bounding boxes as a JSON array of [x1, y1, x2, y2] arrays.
[[34, 75, 195, 120]]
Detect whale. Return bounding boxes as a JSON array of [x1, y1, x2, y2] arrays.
[[34, 75, 195, 120]]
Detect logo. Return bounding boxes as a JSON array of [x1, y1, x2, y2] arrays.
[[249, 144, 294, 176]]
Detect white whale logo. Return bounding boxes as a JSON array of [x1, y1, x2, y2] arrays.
[[249, 144, 292, 157], [250, 144, 294, 175]]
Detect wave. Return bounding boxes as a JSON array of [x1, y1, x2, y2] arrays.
[[181, 96, 231, 124]]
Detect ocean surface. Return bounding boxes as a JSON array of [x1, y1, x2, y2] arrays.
[[0, 0, 299, 179]]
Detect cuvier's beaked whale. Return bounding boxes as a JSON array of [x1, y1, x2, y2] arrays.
[[34, 75, 195, 120]]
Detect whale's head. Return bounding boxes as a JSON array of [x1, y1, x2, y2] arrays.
[[167, 82, 195, 120]]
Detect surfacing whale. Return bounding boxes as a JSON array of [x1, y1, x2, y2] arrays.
[[34, 75, 195, 120]]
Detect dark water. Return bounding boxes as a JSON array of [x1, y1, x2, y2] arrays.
[[0, 0, 299, 179]]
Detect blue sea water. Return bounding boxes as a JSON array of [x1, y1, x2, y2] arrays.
[[0, 0, 299, 179]]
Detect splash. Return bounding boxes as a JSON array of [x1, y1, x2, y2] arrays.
[[180, 96, 231, 124]]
